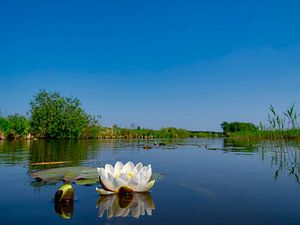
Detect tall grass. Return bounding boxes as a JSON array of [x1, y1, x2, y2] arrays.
[[231, 104, 300, 140]]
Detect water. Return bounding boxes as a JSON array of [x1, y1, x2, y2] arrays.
[[0, 138, 300, 225]]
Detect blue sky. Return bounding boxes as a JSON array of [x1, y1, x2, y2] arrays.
[[0, 0, 300, 131]]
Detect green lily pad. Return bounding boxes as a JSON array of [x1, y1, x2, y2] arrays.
[[74, 178, 99, 186], [31, 166, 98, 185]]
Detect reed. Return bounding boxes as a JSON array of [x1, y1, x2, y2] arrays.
[[228, 104, 300, 141]]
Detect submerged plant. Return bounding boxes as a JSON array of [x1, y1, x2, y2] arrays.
[[96, 161, 155, 195]]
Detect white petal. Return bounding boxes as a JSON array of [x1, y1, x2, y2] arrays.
[[133, 162, 143, 173], [118, 173, 130, 184], [131, 173, 141, 184], [142, 165, 152, 183], [107, 172, 118, 191], [105, 164, 114, 174], [127, 174, 141, 191], [115, 177, 127, 188], [114, 161, 123, 175], [99, 168, 114, 191], [121, 161, 134, 173], [138, 166, 148, 183], [98, 167, 106, 178], [134, 180, 155, 192], [101, 175, 115, 191], [96, 187, 115, 195]]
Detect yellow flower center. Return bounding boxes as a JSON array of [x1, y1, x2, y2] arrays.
[[114, 172, 135, 180], [127, 172, 135, 179]]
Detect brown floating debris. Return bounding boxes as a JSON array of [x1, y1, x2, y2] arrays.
[[30, 161, 72, 166], [143, 145, 153, 150]]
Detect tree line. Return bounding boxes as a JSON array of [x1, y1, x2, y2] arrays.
[[0, 90, 221, 140]]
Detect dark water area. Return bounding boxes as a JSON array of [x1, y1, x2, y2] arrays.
[[0, 138, 300, 225]]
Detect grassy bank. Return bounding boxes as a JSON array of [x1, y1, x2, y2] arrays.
[[96, 127, 222, 139], [223, 105, 300, 141], [230, 129, 300, 141]]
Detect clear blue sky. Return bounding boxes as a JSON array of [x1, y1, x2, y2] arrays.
[[0, 0, 300, 131]]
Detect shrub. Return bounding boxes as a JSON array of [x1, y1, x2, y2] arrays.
[[29, 90, 95, 139], [221, 122, 258, 136]]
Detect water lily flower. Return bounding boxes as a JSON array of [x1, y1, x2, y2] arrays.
[[97, 193, 155, 219], [96, 161, 155, 195]]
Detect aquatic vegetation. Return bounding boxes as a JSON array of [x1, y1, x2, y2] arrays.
[[31, 166, 99, 185], [223, 104, 300, 140], [96, 161, 155, 195], [97, 193, 155, 219]]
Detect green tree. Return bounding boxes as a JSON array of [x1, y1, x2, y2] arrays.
[[0, 114, 30, 139], [221, 121, 258, 136], [29, 90, 94, 139], [7, 114, 30, 138], [0, 116, 9, 135]]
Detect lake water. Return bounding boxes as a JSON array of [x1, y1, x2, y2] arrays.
[[0, 138, 300, 225]]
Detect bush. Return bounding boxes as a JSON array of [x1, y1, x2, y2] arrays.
[[221, 122, 258, 136], [0, 114, 30, 139], [29, 90, 96, 139]]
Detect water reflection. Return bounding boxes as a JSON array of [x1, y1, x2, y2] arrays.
[[268, 142, 300, 184], [220, 139, 300, 185], [0, 140, 30, 165], [96, 193, 155, 219], [29, 140, 89, 170], [54, 200, 74, 219], [1, 139, 300, 187]]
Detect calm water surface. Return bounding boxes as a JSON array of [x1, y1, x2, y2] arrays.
[[0, 138, 300, 225]]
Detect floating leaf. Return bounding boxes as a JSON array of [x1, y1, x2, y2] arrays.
[[31, 166, 98, 185], [74, 178, 98, 186]]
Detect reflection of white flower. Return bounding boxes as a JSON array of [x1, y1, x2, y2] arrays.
[[96, 193, 155, 219], [96, 161, 155, 195]]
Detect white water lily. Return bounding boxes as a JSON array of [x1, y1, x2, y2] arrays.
[[97, 193, 155, 219], [96, 161, 155, 195]]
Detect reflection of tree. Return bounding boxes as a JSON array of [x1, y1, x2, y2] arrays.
[[96, 193, 155, 219], [223, 138, 258, 152], [0, 140, 30, 165], [0, 140, 90, 168], [29, 140, 89, 170]]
